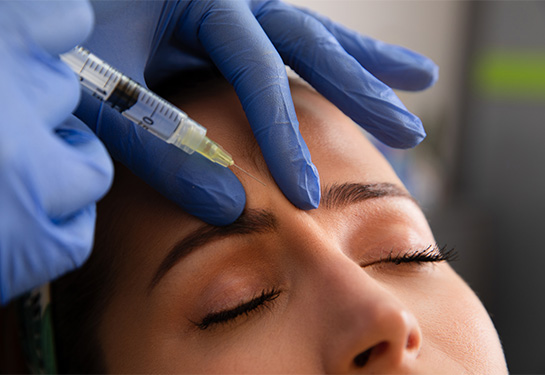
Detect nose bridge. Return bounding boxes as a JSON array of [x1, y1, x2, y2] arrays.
[[300, 238, 423, 372], [313, 248, 405, 331]]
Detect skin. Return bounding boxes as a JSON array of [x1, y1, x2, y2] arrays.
[[96, 79, 507, 373]]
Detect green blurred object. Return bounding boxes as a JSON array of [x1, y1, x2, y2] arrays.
[[473, 50, 545, 100], [18, 286, 57, 374]]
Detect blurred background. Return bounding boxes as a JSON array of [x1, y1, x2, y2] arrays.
[[287, 1, 545, 373]]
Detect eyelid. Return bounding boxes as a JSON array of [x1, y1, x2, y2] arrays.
[[192, 289, 281, 330]]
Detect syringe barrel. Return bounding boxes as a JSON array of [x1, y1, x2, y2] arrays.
[[60, 46, 120, 102], [60, 46, 206, 155]]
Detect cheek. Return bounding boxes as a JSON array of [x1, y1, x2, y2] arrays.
[[404, 265, 505, 372], [127, 321, 313, 374]]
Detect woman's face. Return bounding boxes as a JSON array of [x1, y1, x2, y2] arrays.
[[97, 80, 506, 373]]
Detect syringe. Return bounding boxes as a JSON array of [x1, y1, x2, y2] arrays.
[[60, 46, 234, 168]]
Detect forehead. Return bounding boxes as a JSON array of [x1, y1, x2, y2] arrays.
[[168, 79, 402, 194]]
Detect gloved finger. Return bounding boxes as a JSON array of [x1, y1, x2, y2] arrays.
[[1, 202, 98, 304], [255, 1, 425, 149], [178, 0, 320, 210], [27, 47, 83, 132], [1, 10, 84, 131], [2, 39, 110, 219], [1, 0, 94, 55], [84, 0, 164, 83], [76, 95, 245, 226], [32, 116, 113, 221], [295, 6, 438, 91], [0, 116, 110, 302]]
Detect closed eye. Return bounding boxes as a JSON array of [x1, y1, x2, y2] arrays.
[[362, 244, 458, 268], [385, 244, 457, 265], [192, 289, 281, 330]]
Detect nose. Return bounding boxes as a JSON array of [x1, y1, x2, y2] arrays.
[[316, 256, 423, 373], [349, 307, 422, 372]]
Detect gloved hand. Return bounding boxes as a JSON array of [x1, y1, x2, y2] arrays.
[[80, 0, 438, 226], [0, 1, 113, 304]]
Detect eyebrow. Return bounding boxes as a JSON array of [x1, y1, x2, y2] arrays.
[[321, 182, 414, 209], [148, 209, 277, 290], [148, 182, 414, 291]]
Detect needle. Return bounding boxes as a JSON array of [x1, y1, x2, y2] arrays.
[[232, 164, 267, 186]]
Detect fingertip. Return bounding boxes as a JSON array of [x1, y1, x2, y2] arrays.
[[60, 0, 95, 49], [424, 60, 440, 89], [185, 177, 246, 226], [406, 120, 427, 148], [404, 52, 439, 90], [71, 0, 95, 49], [57, 204, 96, 269], [152, 151, 247, 227], [17, 0, 95, 55], [55, 116, 114, 199], [380, 114, 427, 149], [394, 52, 440, 91], [273, 157, 320, 211], [408, 114, 427, 146], [375, 47, 440, 91], [294, 162, 321, 210]]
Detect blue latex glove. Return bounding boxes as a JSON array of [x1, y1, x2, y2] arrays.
[[0, 1, 113, 304], [80, 0, 438, 226]]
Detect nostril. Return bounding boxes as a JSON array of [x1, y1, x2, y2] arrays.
[[353, 348, 372, 368], [407, 330, 420, 351], [353, 342, 389, 368]]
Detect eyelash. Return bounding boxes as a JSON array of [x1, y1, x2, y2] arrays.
[[372, 244, 458, 267], [194, 289, 281, 330], [194, 245, 456, 330]]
